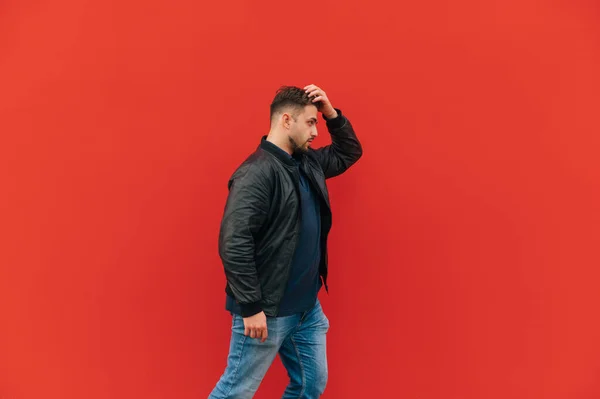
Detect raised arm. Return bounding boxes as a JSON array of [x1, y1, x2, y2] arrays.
[[304, 84, 363, 178]]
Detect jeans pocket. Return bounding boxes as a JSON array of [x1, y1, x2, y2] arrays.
[[231, 313, 243, 332]]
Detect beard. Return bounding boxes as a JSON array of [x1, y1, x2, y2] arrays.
[[288, 135, 310, 154]]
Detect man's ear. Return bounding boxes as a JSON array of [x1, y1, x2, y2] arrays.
[[282, 113, 292, 129]]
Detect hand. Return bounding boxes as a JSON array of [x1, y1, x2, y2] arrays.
[[304, 84, 338, 119], [243, 311, 268, 343]]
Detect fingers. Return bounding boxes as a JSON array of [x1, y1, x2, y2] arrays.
[[304, 85, 323, 98], [260, 328, 268, 343], [308, 91, 326, 104], [254, 325, 267, 342], [305, 85, 329, 109], [243, 311, 268, 342], [244, 325, 268, 342]]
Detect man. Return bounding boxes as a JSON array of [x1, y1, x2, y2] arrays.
[[209, 84, 362, 399]]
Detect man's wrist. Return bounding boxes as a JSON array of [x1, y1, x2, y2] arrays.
[[323, 109, 338, 119], [323, 108, 345, 130]]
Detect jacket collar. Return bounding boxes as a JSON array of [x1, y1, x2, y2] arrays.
[[259, 136, 301, 167], [259, 136, 331, 208]]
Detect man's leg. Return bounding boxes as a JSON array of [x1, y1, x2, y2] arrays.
[[209, 314, 283, 399], [278, 300, 330, 399]]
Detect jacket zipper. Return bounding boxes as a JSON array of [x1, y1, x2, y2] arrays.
[[303, 160, 331, 292]]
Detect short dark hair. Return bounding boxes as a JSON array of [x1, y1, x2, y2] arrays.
[[270, 86, 318, 123]]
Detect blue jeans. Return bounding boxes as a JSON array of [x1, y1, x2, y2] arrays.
[[208, 300, 330, 399]]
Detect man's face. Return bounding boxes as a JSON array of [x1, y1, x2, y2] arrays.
[[288, 104, 319, 153]]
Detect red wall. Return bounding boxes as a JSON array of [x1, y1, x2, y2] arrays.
[[1, 0, 600, 398]]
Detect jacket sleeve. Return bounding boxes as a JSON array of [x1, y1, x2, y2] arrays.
[[218, 164, 270, 317], [311, 108, 363, 179]]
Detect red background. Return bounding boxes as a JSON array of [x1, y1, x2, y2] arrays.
[[1, 0, 600, 398]]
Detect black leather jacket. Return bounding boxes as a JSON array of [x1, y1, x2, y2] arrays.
[[218, 109, 362, 317]]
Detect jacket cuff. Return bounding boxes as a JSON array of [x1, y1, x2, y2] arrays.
[[239, 301, 263, 317], [323, 108, 345, 130]]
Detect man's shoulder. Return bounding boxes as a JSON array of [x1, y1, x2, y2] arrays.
[[229, 148, 277, 185]]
